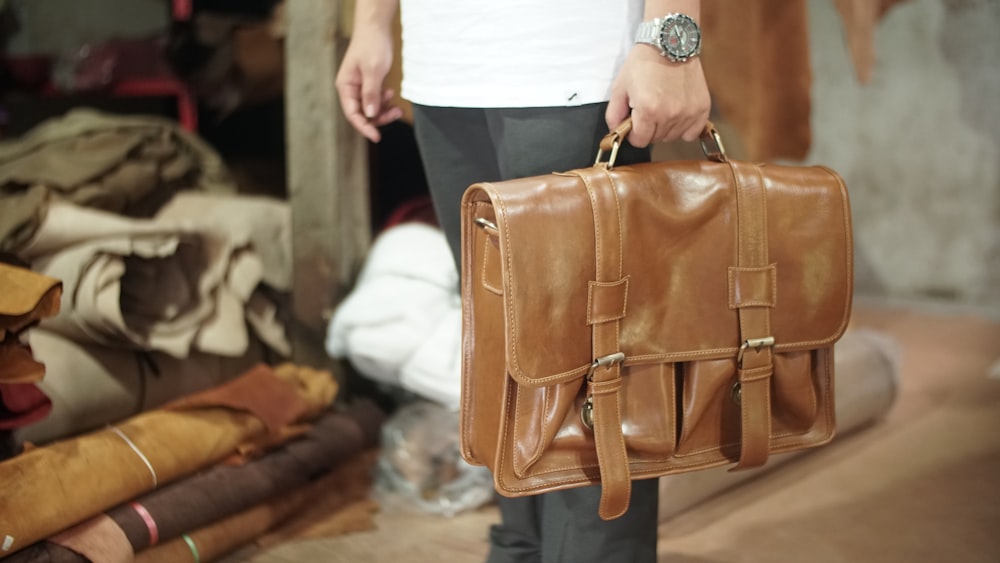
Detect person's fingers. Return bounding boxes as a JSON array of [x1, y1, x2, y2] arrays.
[[336, 66, 383, 142], [344, 95, 382, 142], [369, 89, 403, 126], [627, 110, 657, 148], [359, 65, 384, 120], [657, 113, 689, 145], [680, 116, 708, 143], [678, 95, 711, 142], [605, 89, 631, 132]]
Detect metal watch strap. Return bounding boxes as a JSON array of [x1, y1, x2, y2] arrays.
[[634, 18, 662, 47]]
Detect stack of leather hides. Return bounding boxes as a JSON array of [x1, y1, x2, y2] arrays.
[[0, 109, 295, 444], [0, 362, 343, 560], [14, 193, 290, 362], [0, 109, 236, 253], [17, 329, 268, 445], [7, 192, 294, 445], [4, 401, 385, 563]]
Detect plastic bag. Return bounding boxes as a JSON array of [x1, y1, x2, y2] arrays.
[[375, 401, 494, 517]]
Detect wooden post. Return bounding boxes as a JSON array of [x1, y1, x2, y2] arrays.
[[284, 0, 371, 370]]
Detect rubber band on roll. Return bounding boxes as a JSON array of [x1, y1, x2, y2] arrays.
[[130, 502, 159, 546], [181, 534, 201, 563], [107, 425, 158, 487]]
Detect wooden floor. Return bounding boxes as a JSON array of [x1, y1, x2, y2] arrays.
[[225, 300, 1000, 562]]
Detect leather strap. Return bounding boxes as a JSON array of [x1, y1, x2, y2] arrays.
[[576, 168, 632, 520], [728, 161, 775, 470], [598, 118, 727, 164]]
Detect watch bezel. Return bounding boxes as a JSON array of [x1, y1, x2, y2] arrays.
[[656, 13, 701, 63]]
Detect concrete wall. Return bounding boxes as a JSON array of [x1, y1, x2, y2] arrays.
[[5, 0, 167, 55], [806, 0, 1000, 309]]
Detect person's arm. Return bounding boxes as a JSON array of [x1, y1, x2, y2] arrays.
[[335, 0, 403, 143], [606, 0, 711, 148]]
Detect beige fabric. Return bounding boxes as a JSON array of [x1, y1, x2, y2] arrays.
[[155, 192, 292, 291], [657, 328, 900, 522], [18, 200, 288, 358], [0, 108, 239, 255], [0, 108, 234, 202], [0, 185, 49, 254], [17, 329, 268, 445]]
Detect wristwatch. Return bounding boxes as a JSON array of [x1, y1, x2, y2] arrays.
[[634, 13, 702, 63]]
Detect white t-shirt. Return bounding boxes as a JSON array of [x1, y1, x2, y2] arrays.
[[400, 0, 644, 108]]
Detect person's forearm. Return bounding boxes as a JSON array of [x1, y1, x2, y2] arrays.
[[351, 0, 399, 33], [643, 0, 700, 21]]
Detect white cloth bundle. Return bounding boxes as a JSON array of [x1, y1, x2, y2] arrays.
[[326, 222, 461, 409]]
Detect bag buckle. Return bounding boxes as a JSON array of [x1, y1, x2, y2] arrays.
[[594, 138, 623, 169], [581, 353, 626, 430], [736, 337, 775, 368], [586, 352, 626, 381], [732, 337, 775, 405]]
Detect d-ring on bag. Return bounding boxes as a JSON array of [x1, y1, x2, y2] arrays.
[[459, 120, 853, 520]]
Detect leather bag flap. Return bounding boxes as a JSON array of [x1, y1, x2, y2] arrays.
[[463, 159, 853, 387]]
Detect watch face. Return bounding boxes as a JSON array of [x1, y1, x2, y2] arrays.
[[659, 15, 701, 60]]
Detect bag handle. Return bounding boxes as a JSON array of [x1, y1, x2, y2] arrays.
[[595, 117, 728, 168]]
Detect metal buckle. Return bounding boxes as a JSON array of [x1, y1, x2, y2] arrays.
[[732, 337, 775, 405], [594, 138, 623, 169], [700, 124, 728, 162], [736, 337, 775, 368], [474, 217, 498, 232], [581, 353, 626, 430], [581, 397, 595, 430], [586, 352, 626, 381]]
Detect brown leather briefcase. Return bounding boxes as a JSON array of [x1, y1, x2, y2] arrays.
[[459, 121, 853, 520]]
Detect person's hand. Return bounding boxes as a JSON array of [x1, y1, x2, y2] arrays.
[[335, 25, 403, 143], [605, 46, 711, 148]]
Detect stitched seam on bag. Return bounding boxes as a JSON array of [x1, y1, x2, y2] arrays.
[[460, 198, 489, 463], [601, 167, 625, 285], [492, 183, 579, 385], [497, 377, 518, 487], [577, 170, 603, 290], [604, 168, 630, 518], [481, 235, 503, 295], [498, 177, 596, 386], [756, 165, 774, 348], [511, 382, 530, 476], [822, 165, 854, 343]]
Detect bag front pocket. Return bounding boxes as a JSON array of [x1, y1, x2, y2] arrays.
[[510, 362, 677, 478]]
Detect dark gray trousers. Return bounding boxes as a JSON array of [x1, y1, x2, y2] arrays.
[[411, 103, 658, 563]]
